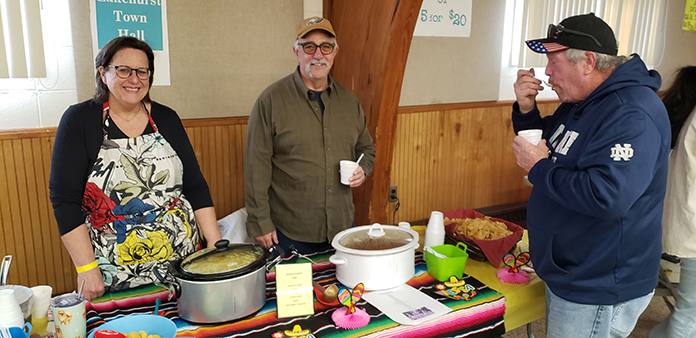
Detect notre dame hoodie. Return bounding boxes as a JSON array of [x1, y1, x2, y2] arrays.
[[512, 55, 670, 305]]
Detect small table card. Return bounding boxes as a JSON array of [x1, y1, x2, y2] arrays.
[[275, 262, 314, 318]]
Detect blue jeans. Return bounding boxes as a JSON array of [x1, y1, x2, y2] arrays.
[[649, 257, 696, 338], [276, 229, 333, 256], [545, 285, 654, 338]]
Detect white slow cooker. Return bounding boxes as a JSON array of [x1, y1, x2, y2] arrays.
[[330, 223, 419, 291]]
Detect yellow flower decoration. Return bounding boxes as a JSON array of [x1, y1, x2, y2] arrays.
[[118, 230, 173, 265], [162, 208, 192, 238]]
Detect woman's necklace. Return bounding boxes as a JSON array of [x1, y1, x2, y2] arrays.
[[110, 102, 143, 122]]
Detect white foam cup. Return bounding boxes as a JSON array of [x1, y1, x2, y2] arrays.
[[424, 211, 445, 259], [339, 160, 359, 185], [518, 129, 543, 146], [0, 289, 24, 328], [426, 211, 445, 233]]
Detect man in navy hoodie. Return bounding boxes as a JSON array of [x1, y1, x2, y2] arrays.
[[511, 13, 670, 338]]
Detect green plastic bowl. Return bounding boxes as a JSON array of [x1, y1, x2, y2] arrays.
[[425, 242, 469, 282]]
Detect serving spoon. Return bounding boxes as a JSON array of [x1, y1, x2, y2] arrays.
[[312, 281, 339, 305]]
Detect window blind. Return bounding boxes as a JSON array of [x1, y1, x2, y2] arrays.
[[510, 0, 666, 68], [0, 0, 45, 78]]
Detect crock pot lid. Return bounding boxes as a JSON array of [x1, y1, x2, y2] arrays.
[[179, 241, 266, 276], [338, 225, 414, 250]]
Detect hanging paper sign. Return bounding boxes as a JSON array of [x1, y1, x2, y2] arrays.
[[90, 0, 171, 85], [413, 0, 472, 37], [684, 0, 696, 31]]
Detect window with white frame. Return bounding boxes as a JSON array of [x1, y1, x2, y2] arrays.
[[499, 0, 668, 101], [0, 0, 46, 78], [0, 0, 77, 130]]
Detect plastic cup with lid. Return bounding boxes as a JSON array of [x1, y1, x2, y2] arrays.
[[51, 293, 86, 338]]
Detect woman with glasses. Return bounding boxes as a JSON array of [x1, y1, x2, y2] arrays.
[[49, 36, 221, 300]]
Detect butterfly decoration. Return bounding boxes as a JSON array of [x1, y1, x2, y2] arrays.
[[503, 252, 530, 273], [435, 277, 477, 301], [337, 282, 364, 314]]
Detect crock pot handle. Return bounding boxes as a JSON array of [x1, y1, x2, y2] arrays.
[[329, 255, 346, 266], [152, 264, 181, 299], [265, 245, 285, 272], [0, 255, 11, 286]]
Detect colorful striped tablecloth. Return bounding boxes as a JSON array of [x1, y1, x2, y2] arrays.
[[86, 250, 505, 338]]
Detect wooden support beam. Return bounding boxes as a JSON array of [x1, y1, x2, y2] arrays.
[[325, 0, 423, 225]]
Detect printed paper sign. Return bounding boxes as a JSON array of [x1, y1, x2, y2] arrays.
[[276, 263, 314, 318], [684, 0, 696, 31], [90, 0, 171, 85], [414, 0, 472, 37]]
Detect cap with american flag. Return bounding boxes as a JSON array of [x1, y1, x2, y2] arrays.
[[525, 13, 618, 56], [526, 41, 569, 54]]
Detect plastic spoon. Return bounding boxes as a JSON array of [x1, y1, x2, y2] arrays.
[[154, 297, 161, 316], [356, 153, 364, 164], [535, 77, 553, 88]]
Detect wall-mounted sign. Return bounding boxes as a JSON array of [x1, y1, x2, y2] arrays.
[[90, 0, 171, 85], [685, 0, 696, 31], [413, 0, 472, 37]]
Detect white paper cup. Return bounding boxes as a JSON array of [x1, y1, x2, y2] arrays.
[[339, 160, 359, 185], [518, 129, 543, 145], [30, 286, 52, 319]]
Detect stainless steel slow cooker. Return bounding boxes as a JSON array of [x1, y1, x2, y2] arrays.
[[330, 223, 419, 290], [155, 240, 281, 324]]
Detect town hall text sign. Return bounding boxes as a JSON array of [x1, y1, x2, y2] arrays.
[[90, 0, 171, 85]]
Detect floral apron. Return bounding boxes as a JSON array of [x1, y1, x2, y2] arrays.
[[81, 102, 200, 290]]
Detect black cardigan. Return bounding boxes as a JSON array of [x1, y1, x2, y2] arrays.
[[49, 99, 213, 235]]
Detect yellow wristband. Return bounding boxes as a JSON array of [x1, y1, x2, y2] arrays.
[[76, 261, 98, 273]]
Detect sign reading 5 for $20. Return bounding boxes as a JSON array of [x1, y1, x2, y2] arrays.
[[414, 0, 472, 37]]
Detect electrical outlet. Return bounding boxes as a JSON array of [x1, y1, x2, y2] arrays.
[[389, 186, 398, 202]]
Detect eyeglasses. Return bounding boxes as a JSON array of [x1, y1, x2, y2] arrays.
[[547, 24, 603, 47], [108, 65, 151, 80], [298, 42, 336, 55]]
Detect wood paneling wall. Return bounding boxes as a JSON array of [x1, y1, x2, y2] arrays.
[[0, 135, 75, 294], [0, 117, 248, 294], [182, 117, 248, 224], [0, 101, 558, 294], [389, 101, 559, 223]]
